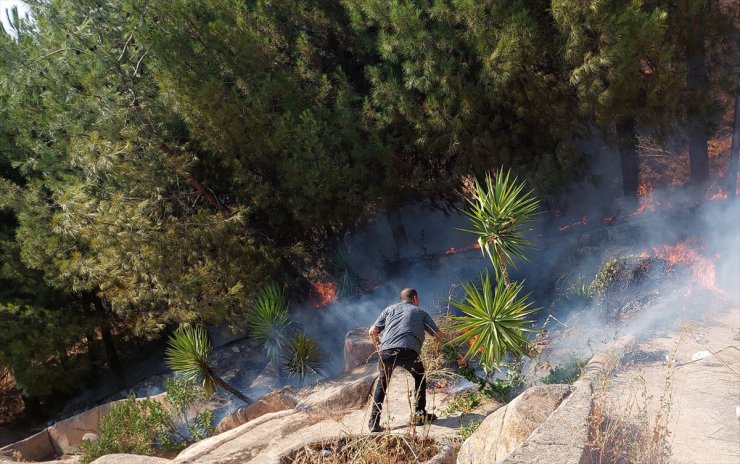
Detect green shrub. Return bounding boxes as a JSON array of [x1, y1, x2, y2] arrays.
[[79, 377, 213, 463], [457, 362, 524, 402], [541, 356, 588, 384], [79, 395, 169, 463], [444, 391, 482, 415], [458, 419, 481, 441], [162, 376, 214, 444]]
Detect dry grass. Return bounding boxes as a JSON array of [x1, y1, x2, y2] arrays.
[[588, 331, 686, 464], [420, 311, 460, 387], [284, 434, 439, 464]]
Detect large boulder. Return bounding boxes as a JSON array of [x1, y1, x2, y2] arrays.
[[47, 401, 116, 455], [296, 364, 377, 415], [0, 430, 56, 462], [248, 362, 282, 397], [214, 386, 298, 434], [457, 384, 573, 464], [343, 328, 377, 372], [174, 409, 316, 463]]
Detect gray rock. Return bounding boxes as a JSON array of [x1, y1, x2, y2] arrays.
[[457, 385, 573, 464], [343, 328, 377, 372], [214, 386, 298, 434], [91, 454, 172, 463]]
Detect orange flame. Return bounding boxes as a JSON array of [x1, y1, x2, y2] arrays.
[[603, 215, 616, 225], [559, 216, 588, 232], [446, 243, 482, 255], [706, 184, 728, 201], [652, 238, 718, 290], [311, 280, 337, 308], [631, 182, 657, 216], [467, 335, 483, 354]]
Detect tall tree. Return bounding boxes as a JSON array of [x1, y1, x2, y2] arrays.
[[662, 0, 736, 194], [342, 0, 583, 209], [1, 0, 274, 337], [133, 0, 395, 248], [552, 0, 683, 200]]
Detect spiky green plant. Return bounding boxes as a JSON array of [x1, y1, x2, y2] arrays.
[[449, 270, 538, 371], [459, 168, 539, 284], [246, 283, 292, 362], [165, 325, 250, 403], [331, 245, 368, 298], [281, 332, 321, 384]]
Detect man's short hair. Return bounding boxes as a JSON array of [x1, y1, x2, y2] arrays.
[[400, 288, 417, 302]]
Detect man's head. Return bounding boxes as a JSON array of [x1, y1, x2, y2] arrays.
[[400, 288, 419, 305]]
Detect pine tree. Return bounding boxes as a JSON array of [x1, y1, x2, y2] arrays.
[[552, 0, 683, 200], [342, 0, 582, 208]]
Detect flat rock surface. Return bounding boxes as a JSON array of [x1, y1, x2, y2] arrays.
[[172, 364, 500, 464], [605, 306, 740, 464], [91, 454, 172, 463]]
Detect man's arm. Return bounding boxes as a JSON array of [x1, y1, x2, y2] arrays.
[[423, 312, 444, 343], [368, 325, 381, 350]]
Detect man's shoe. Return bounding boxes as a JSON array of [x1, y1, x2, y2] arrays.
[[368, 423, 385, 433], [413, 412, 437, 426]]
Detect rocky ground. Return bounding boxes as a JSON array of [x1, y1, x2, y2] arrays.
[[166, 365, 498, 464], [605, 306, 740, 464]]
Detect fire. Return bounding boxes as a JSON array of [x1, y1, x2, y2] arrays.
[[467, 335, 483, 354], [706, 183, 728, 201], [311, 280, 337, 308], [559, 216, 587, 232], [631, 182, 657, 216], [446, 243, 481, 255], [651, 238, 718, 289], [603, 215, 616, 225]]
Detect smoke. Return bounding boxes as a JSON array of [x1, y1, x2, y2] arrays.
[[291, 183, 739, 383]]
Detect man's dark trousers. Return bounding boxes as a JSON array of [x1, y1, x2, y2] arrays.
[[369, 348, 426, 428]]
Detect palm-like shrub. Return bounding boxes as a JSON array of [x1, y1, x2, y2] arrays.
[[165, 325, 250, 403], [449, 270, 538, 371], [459, 169, 539, 284], [246, 283, 292, 362], [281, 332, 321, 384], [331, 245, 369, 298]]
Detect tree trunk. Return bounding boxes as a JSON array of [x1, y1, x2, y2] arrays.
[[387, 209, 409, 255], [130, 101, 228, 215], [213, 373, 251, 404], [101, 324, 121, 374], [687, 28, 710, 192], [616, 117, 640, 203], [86, 330, 99, 381], [728, 79, 740, 198]]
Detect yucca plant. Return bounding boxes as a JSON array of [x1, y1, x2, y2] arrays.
[[459, 168, 539, 284], [165, 325, 251, 403], [449, 270, 538, 372], [331, 245, 369, 298], [281, 332, 321, 385], [246, 283, 292, 362]]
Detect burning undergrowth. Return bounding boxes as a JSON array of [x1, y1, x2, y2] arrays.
[[533, 196, 738, 375], [282, 185, 737, 406]]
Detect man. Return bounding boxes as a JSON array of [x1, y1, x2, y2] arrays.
[[367, 287, 443, 433]]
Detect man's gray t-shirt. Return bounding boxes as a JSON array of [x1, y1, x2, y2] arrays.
[[372, 302, 440, 354]]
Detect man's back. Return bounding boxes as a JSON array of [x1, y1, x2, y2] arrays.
[[374, 302, 438, 353]]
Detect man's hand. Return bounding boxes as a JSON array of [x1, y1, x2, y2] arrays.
[[368, 325, 381, 351]]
